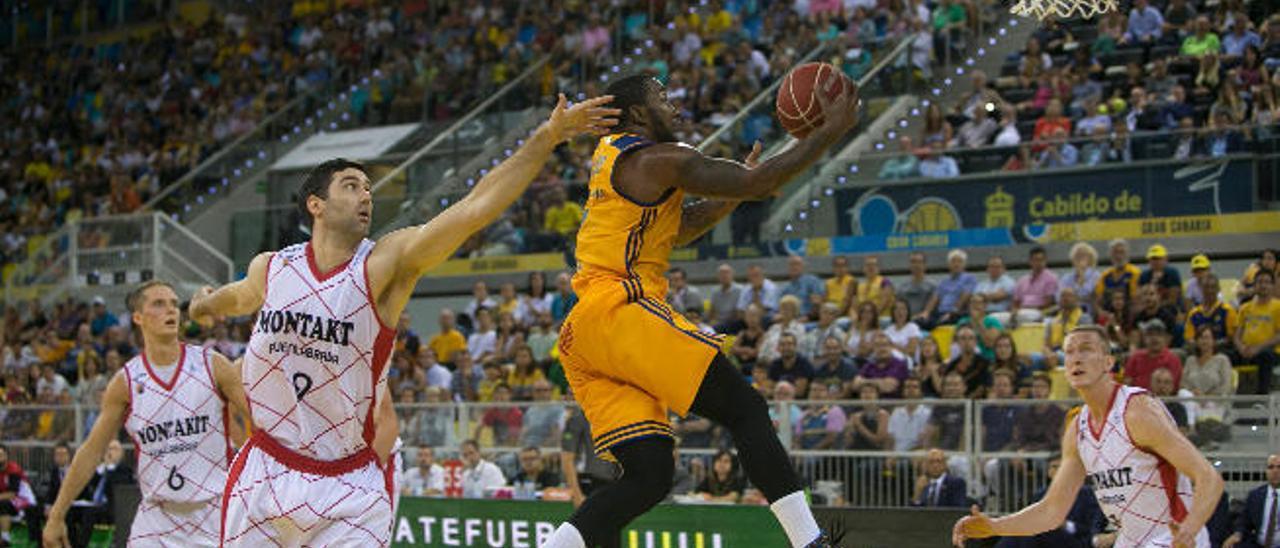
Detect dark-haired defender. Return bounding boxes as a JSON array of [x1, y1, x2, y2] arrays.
[[43, 281, 250, 548], [543, 75, 860, 548], [954, 325, 1222, 548], [189, 95, 617, 546]]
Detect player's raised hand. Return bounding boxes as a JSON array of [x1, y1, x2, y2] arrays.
[[952, 505, 997, 547], [43, 517, 71, 548], [743, 140, 763, 168], [546, 94, 620, 143], [814, 76, 861, 137]]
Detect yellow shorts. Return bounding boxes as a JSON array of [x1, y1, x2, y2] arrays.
[[559, 282, 723, 458]]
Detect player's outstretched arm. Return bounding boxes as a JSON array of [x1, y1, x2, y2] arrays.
[[189, 251, 272, 325], [366, 95, 617, 298], [1127, 394, 1224, 547], [43, 373, 130, 548], [635, 84, 859, 202], [953, 418, 1087, 546], [210, 351, 252, 447]]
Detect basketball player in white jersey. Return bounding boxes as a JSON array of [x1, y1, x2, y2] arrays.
[[43, 280, 251, 547], [953, 324, 1223, 548], [188, 94, 618, 546]]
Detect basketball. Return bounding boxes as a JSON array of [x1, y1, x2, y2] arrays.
[[775, 62, 855, 139]]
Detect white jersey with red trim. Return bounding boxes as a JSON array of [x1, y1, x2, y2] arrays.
[[1075, 384, 1209, 548], [244, 239, 394, 461], [123, 343, 230, 504]]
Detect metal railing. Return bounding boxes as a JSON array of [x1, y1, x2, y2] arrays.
[[2, 213, 233, 306], [4, 394, 1275, 512]]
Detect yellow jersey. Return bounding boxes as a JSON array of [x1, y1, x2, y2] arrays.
[[574, 133, 685, 302], [1239, 297, 1280, 352]]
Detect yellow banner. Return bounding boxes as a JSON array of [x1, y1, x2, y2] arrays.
[[425, 253, 566, 278], [1045, 211, 1280, 242]]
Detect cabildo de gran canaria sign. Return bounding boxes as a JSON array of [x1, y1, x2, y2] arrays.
[[391, 499, 786, 547]]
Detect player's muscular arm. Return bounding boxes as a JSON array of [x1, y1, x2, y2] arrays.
[[43, 373, 130, 547], [189, 251, 271, 325], [954, 418, 1086, 545], [371, 384, 398, 466], [1127, 394, 1224, 545], [365, 95, 619, 314], [210, 351, 251, 447], [672, 142, 763, 246]]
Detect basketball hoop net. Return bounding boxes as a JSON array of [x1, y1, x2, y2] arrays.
[[1009, 0, 1118, 20]]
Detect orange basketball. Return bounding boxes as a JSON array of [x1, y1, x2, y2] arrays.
[[775, 62, 854, 139]]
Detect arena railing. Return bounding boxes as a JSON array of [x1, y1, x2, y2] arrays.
[[2, 212, 233, 306], [5, 395, 1276, 511]]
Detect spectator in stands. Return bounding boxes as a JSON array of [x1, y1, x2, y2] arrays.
[[507, 346, 547, 402], [696, 450, 746, 503], [879, 136, 922, 180], [1075, 100, 1112, 137], [767, 332, 814, 397], [976, 256, 1016, 317], [541, 186, 583, 252], [889, 376, 933, 453], [1203, 110, 1247, 157], [1183, 17, 1222, 57], [517, 272, 553, 328], [781, 256, 825, 318], [994, 104, 1022, 147], [931, 0, 968, 67], [1033, 99, 1073, 147], [738, 264, 780, 317], [430, 309, 467, 368], [921, 103, 955, 149], [1122, 0, 1165, 45], [1150, 367, 1191, 434], [812, 335, 858, 399], [550, 272, 577, 323], [1239, 249, 1279, 303], [1096, 239, 1142, 304], [761, 294, 808, 362], [796, 382, 846, 450], [1163, 85, 1197, 131], [1163, 0, 1198, 40], [514, 446, 560, 491], [1034, 128, 1080, 168], [803, 303, 848, 359], [854, 332, 909, 398], [1094, 13, 1125, 56], [666, 267, 705, 316], [1185, 254, 1215, 308], [35, 363, 68, 403], [467, 308, 498, 364], [854, 256, 894, 316], [1224, 453, 1280, 548], [1043, 288, 1092, 368], [825, 257, 856, 313], [1173, 116, 1199, 160], [948, 325, 993, 398], [1211, 77, 1248, 125], [955, 71, 1005, 120], [1007, 246, 1060, 326], [933, 249, 978, 325], [520, 379, 563, 448], [846, 301, 881, 360], [0, 444, 34, 545], [1069, 75, 1106, 118], [843, 383, 892, 457], [918, 140, 961, 178], [1223, 18, 1263, 58], [980, 371, 1020, 496], [526, 311, 558, 365], [707, 265, 743, 333], [959, 294, 1004, 360], [953, 104, 998, 148], [885, 299, 923, 362], [460, 439, 506, 498], [912, 448, 967, 507], [1236, 270, 1280, 394], [1184, 324, 1235, 399], [1013, 373, 1066, 452], [402, 447, 445, 497], [732, 304, 767, 374], [1124, 319, 1183, 390], [901, 252, 938, 325], [991, 335, 1033, 386], [87, 297, 116, 337], [1133, 283, 1182, 347], [1140, 244, 1183, 307], [477, 384, 523, 446], [451, 351, 483, 402], [466, 282, 498, 324]]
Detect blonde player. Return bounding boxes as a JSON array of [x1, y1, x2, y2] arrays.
[[953, 325, 1223, 548], [189, 95, 617, 546], [43, 281, 250, 547]]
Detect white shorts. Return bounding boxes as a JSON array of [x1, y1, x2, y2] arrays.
[[128, 499, 220, 547], [220, 431, 394, 547]]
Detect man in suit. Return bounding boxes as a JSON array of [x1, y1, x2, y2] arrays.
[[997, 453, 1105, 548], [1226, 454, 1280, 547], [913, 448, 968, 507], [26, 443, 73, 544]]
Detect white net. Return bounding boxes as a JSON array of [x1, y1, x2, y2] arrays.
[[1009, 0, 1118, 19]]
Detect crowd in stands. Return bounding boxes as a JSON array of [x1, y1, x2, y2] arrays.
[[879, 1, 1280, 180]]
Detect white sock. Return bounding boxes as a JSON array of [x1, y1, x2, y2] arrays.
[[541, 523, 586, 548], [770, 491, 822, 547]]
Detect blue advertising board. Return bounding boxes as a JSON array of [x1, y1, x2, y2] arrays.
[[833, 159, 1255, 238]]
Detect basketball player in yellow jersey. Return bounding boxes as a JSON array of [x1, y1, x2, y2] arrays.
[[543, 75, 861, 548]]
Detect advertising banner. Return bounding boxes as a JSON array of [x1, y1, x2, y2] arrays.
[[391, 498, 787, 547]]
